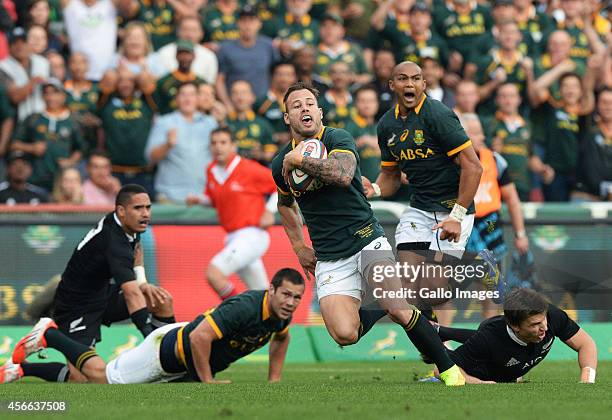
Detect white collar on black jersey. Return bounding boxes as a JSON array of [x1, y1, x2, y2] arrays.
[[113, 212, 137, 242], [506, 325, 528, 346]]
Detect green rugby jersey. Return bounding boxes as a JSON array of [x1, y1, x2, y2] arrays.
[[389, 30, 449, 68], [227, 111, 277, 159], [202, 7, 239, 43], [434, 4, 492, 62], [154, 71, 204, 115], [178, 290, 290, 380], [487, 113, 533, 200], [313, 42, 368, 85], [344, 114, 380, 182], [138, 0, 176, 50], [263, 13, 319, 46], [255, 92, 287, 136], [271, 126, 384, 260], [378, 95, 474, 213], [531, 101, 583, 174], [14, 110, 84, 190], [319, 91, 355, 129], [97, 94, 155, 167]]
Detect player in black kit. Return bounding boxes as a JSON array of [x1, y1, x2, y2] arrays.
[[3, 184, 175, 383], [431, 288, 598, 384]]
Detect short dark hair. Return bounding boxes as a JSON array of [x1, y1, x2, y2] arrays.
[[210, 126, 235, 142], [503, 288, 549, 327], [272, 61, 297, 77], [271, 268, 305, 289], [115, 184, 148, 207], [283, 81, 320, 110]]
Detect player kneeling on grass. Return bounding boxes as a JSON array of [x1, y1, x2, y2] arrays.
[[2, 269, 304, 384], [430, 288, 598, 384]]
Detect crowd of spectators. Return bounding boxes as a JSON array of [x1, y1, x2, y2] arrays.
[[0, 0, 610, 205]]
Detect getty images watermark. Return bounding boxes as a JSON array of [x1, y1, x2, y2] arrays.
[[360, 249, 502, 307]]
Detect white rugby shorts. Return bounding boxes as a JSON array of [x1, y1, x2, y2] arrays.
[[105, 322, 188, 384], [395, 205, 474, 251]]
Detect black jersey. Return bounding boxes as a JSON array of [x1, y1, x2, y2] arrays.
[[54, 212, 139, 312], [449, 305, 580, 383], [177, 290, 290, 380]]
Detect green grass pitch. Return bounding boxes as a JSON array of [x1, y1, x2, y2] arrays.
[[2, 361, 611, 420]]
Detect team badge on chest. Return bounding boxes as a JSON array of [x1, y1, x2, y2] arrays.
[[413, 130, 424, 145]]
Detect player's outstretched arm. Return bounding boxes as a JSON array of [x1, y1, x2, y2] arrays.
[[268, 331, 291, 383], [564, 329, 598, 383], [277, 191, 316, 280], [189, 320, 229, 384]]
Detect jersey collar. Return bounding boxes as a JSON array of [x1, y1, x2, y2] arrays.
[[113, 212, 137, 242], [291, 125, 325, 149], [262, 291, 270, 320], [395, 94, 427, 119], [506, 325, 528, 346]]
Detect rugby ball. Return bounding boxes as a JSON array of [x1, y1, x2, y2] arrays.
[[288, 139, 327, 192]]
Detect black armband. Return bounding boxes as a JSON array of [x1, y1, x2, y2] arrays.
[[131, 307, 155, 337]]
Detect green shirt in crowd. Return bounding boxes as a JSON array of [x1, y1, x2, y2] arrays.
[[344, 114, 380, 182], [487, 114, 533, 200], [137, 0, 176, 50], [154, 71, 204, 115], [227, 111, 277, 160], [14, 110, 84, 190], [97, 93, 155, 167]]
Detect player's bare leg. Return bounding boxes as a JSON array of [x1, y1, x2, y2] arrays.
[[207, 264, 238, 299], [318, 295, 361, 345]]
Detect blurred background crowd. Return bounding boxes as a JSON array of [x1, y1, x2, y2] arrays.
[[0, 0, 610, 206]]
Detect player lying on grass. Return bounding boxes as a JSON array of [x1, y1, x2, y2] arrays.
[[1, 268, 304, 384], [430, 288, 598, 384]]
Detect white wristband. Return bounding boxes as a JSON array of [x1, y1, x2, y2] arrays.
[[371, 183, 381, 198], [134, 266, 147, 285], [449, 203, 468, 223]]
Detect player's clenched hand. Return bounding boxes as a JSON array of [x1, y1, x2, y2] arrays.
[[295, 245, 316, 281], [362, 176, 375, 199], [140, 284, 170, 308], [282, 141, 305, 180], [432, 217, 462, 242]]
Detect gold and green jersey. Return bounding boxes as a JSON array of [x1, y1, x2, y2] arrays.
[[227, 111, 277, 159], [516, 7, 554, 57], [553, 19, 607, 64], [179, 290, 290, 380], [319, 90, 355, 129], [487, 114, 533, 200], [473, 50, 529, 117], [534, 54, 586, 102], [433, 4, 492, 61], [344, 114, 380, 182], [531, 101, 583, 174], [138, 0, 176, 50], [154, 71, 204, 115], [14, 110, 84, 190], [97, 94, 155, 167], [262, 13, 319, 46], [313, 41, 369, 85], [378, 95, 474, 213], [202, 7, 239, 43], [271, 126, 385, 260], [365, 12, 411, 52], [64, 80, 100, 157], [255, 92, 286, 135], [390, 30, 450, 68]]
